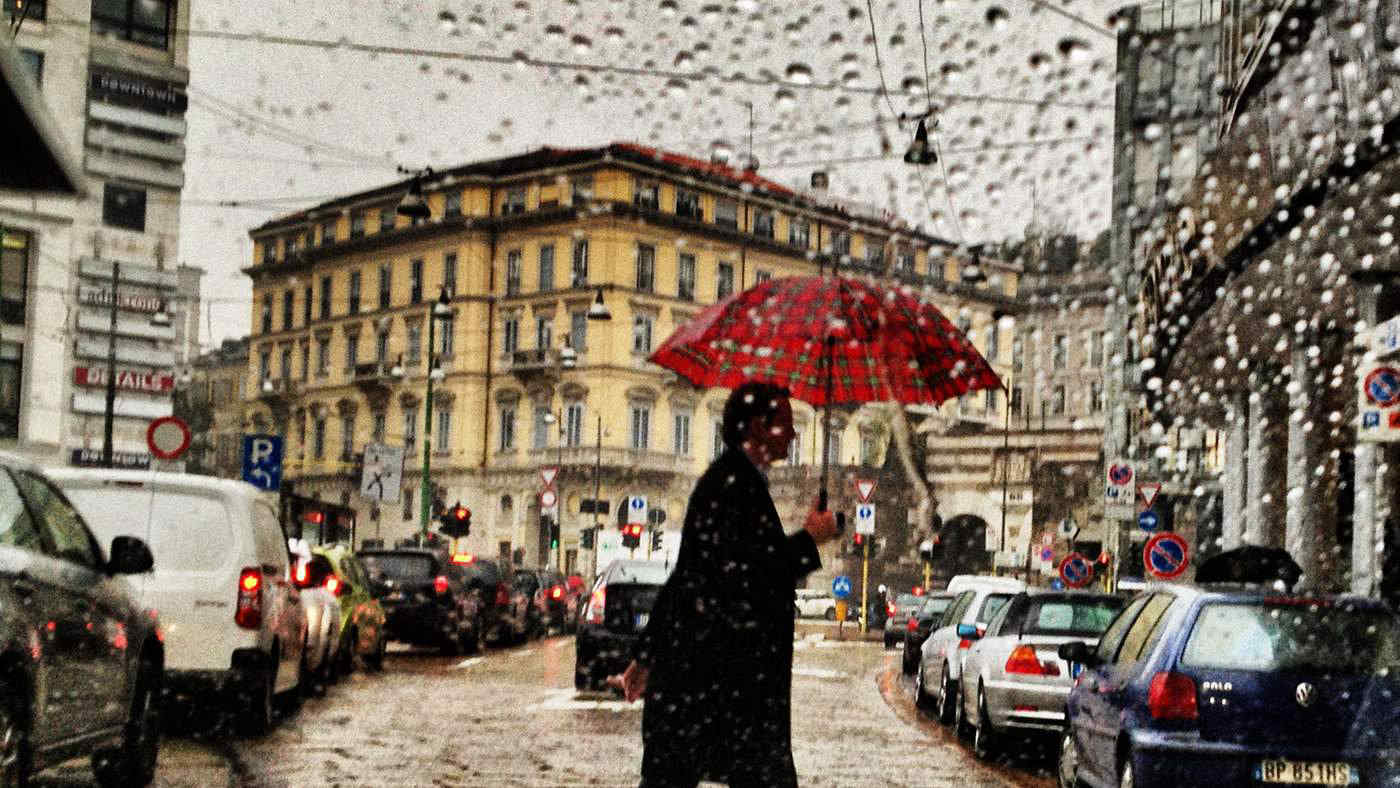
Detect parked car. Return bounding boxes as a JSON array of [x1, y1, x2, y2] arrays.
[[916, 575, 1025, 724], [902, 592, 957, 675], [312, 544, 387, 673], [885, 591, 928, 648], [0, 456, 163, 785], [450, 555, 533, 646], [53, 468, 308, 737], [1056, 584, 1400, 788], [955, 590, 1125, 759], [795, 588, 838, 619], [288, 542, 343, 695], [575, 560, 673, 691], [359, 547, 484, 654]]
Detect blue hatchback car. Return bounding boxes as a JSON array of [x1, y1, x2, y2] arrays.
[[1056, 584, 1400, 788]]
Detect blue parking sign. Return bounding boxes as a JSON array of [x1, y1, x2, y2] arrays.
[[831, 575, 852, 599], [242, 434, 283, 491]]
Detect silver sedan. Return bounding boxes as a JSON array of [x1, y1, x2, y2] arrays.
[[954, 591, 1124, 760]]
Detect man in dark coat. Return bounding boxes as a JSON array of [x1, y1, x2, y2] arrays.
[[611, 382, 838, 788]]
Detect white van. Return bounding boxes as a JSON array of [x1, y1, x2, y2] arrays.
[[48, 469, 307, 735]]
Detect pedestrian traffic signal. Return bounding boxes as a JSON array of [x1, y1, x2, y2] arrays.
[[547, 517, 560, 550], [580, 527, 594, 549], [650, 529, 663, 551], [621, 522, 643, 549], [439, 501, 471, 537]]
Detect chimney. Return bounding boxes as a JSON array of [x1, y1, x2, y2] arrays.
[[810, 171, 829, 192]]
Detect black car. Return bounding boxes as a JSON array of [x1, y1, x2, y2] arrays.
[[453, 556, 533, 646], [531, 567, 579, 634], [0, 456, 162, 786], [901, 592, 956, 674], [575, 559, 672, 691], [359, 548, 484, 654]]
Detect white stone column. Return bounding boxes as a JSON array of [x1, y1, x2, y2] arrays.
[[1286, 346, 1320, 587], [1245, 387, 1285, 547], [1354, 285, 1380, 596], [1222, 392, 1248, 550]]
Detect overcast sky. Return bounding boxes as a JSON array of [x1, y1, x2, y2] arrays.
[[178, 0, 1121, 348]]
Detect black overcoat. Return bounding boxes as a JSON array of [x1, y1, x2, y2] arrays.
[[634, 447, 821, 785]]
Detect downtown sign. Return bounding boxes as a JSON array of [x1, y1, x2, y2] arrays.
[[73, 366, 174, 393]]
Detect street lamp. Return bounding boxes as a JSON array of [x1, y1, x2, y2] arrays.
[[587, 287, 611, 321], [419, 286, 454, 537], [395, 166, 434, 221], [102, 262, 172, 468]]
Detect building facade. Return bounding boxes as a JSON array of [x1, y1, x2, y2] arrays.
[[181, 336, 249, 479], [241, 144, 1018, 585], [1, 0, 196, 464]]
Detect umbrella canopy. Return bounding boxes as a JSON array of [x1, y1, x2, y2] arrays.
[[649, 275, 1003, 406], [1196, 545, 1304, 589]]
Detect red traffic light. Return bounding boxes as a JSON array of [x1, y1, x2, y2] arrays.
[[303, 510, 325, 525], [451, 505, 470, 522], [912, 586, 924, 596], [853, 533, 865, 545]]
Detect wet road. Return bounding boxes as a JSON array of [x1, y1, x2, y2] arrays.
[[36, 631, 1056, 787]]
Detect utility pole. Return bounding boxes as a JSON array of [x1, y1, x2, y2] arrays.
[[859, 538, 870, 635], [101, 262, 120, 468]]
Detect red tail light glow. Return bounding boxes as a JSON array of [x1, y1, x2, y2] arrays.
[[1148, 672, 1199, 721], [235, 567, 263, 630], [325, 576, 343, 596], [433, 575, 450, 595], [293, 562, 308, 586], [907, 617, 919, 631], [1004, 645, 1061, 676], [551, 585, 563, 600], [586, 586, 605, 625]]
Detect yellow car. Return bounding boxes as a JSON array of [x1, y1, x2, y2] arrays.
[[312, 544, 389, 674]]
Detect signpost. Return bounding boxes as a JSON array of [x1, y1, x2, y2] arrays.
[[359, 442, 404, 503], [1059, 552, 1094, 589], [854, 503, 876, 535], [1143, 532, 1190, 580], [1104, 460, 1136, 519], [627, 495, 648, 525], [146, 415, 190, 461], [241, 434, 283, 492], [854, 478, 876, 503], [1357, 362, 1400, 441], [832, 575, 853, 634]]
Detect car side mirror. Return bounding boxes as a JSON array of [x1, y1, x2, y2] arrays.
[[108, 536, 153, 575], [1058, 640, 1100, 667], [956, 623, 981, 639]]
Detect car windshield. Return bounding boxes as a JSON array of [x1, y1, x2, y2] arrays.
[[360, 553, 436, 582], [894, 593, 922, 610], [1181, 602, 1400, 674], [977, 593, 1014, 623], [1022, 596, 1126, 637], [919, 597, 953, 620]]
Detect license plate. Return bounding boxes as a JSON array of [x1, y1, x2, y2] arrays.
[[634, 613, 649, 629], [1255, 760, 1358, 785]]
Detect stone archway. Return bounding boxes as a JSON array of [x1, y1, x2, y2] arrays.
[[936, 514, 993, 578]]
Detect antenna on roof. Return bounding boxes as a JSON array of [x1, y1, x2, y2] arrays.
[[743, 101, 759, 172]]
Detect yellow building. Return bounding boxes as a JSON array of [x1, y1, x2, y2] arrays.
[[242, 144, 1018, 582]]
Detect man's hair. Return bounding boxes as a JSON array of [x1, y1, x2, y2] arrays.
[[721, 382, 791, 450]]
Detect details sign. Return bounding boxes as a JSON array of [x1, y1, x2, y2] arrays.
[[73, 366, 174, 393]]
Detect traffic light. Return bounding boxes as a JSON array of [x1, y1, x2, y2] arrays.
[[852, 533, 866, 551], [439, 501, 471, 538], [548, 519, 560, 551], [580, 527, 594, 549], [650, 529, 663, 551], [621, 522, 642, 549]]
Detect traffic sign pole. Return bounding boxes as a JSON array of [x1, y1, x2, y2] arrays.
[[860, 538, 870, 635]]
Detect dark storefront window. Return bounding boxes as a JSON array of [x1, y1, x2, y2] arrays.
[[1, 229, 29, 326], [4, 0, 46, 21], [91, 0, 172, 49], [102, 184, 146, 231]]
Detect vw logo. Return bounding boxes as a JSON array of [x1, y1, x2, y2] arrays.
[[1295, 682, 1317, 708]]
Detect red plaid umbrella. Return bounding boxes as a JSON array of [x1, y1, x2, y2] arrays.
[[650, 275, 1003, 510]]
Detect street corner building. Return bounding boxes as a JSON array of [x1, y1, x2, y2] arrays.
[[236, 142, 1026, 585]]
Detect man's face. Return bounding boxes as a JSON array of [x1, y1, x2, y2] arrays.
[[747, 397, 795, 466]]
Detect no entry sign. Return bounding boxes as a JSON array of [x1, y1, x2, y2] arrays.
[[1059, 552, 1094, 589], [1143, 532, 1190, 580], [146, 416, 191, 460]]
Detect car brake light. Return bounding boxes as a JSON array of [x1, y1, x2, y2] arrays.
[[235, 567, 263, 630], [887, 602, 896, 617], [586, 586, 605, 625], [433, 575, 450, 595], [293, 561, 308, 586], [907, 617, 919, 631], [958, 638, 972, 650], [550, 585, 563, 600], [1148, 672, 1199, 721], [325, 576, 344, 596], [1005, 644, 1061, 676], [495, 582, 510, 606]]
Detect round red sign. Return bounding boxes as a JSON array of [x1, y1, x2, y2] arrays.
[[146, 416, 191, 460]]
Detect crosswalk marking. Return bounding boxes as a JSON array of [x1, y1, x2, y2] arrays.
[[451, 657, 485, 670]]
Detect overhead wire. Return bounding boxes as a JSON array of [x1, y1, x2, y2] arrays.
[[863, 0, 903, 122]]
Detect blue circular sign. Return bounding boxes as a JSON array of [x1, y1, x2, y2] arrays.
[[1366, 367, 1400, 407], [1143, 532, 1190, 580], [1138, 510, 1160, 532], [1060, 552, 1093, 589], [831, 575, 853, 599]]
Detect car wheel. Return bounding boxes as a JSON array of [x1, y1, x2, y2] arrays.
[[0, 677, 30, 788], [275, 651, 307, 716], [94, 659, 161, 787], [239, 658, 276, 737], [1057, 731, 1083, 788], [914, 664, 932, 710], [1119, 756, 1135, 788], [936, 663, 956, 725], [953, 682, 972, 740], [972, 688, 998, 760], [366, 632, 387, 672], [824, 607, 836, 621]]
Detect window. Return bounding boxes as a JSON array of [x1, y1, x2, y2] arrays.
[[630, 405, 650, 450], [571, 175, 594, 203], [1, 228, 30, 326], [320, 220, 336, 246], [18, 48, 43, 86], [985, 388, 998, 413], [787, 428, 803, 466], [535, 315, 552, 350], [753, 209, 774, 238], [406, 323, 422, 363], [1115, 595, 1175, 665], [261, 238, 278, 265], [503, 187, 527, 215], [437, 316, 454, 355], [320, 276, 332, 319], [714, 198, 738, 229], [1052, 385, 1066, 415], [345, 334, 359, 370], [348, 271, 361, 314], [350, 211, 366, 238], [1011, 387, 1023, 417], [279, 347, 292, 379], [372, 412, 386, 443], [444, 190, 462, 216], [1052, 334, 1068, 369], [506, 250, 522, 295], [1012, 337, 1024, 373], [260, 295, 272, 334], [403, 406, 417, 453], [929, 251, 946, 280], [675, 189, 701, 220], [436, 407, 452, 451], [789, 217, 810, 248], [1090, 381, 1104, 413], [498, 405, 516, 450], [987, 319, 1000, 361], [299, 341, 309, 380], [410, 259, 423, 304], [673, 410, 691, 455], [860, 433, 878, 466], [635, 181, 660, 210], [864, 242, 884, 269], [340, 414, 355, 461], [378, 263, 391, 310], [677, 254, 696, 300], [571, 239, 589, 287], [18, 473, 98, 568], [378, 206, 395, 233], [502, 313, 520, 354], [833, 230, 851, 256], [632, 313, 654, 354], [1089, 330, 1105, 368], [635, 244, 655, 292], [754, 269, 772, 284], [564, 403, 583, 447], [570, 312, 587, 353], [375, 330, 389, 363], [716, 262, 735, 300], [313, 417, 326, 460], [533, 407, 552, 450], [303, 285, 313, 325], [713, 419, 725, 459], [91, 0, 172, 48], [538, 244, 555, 291], [443, 253, 457, 296], [316, 337, 330, 375], [825, 430, 842, 465], [258, 350, 271, 382], [102, 183, 146, 231]]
